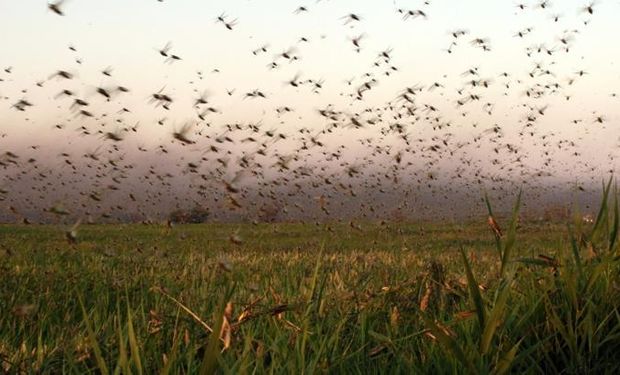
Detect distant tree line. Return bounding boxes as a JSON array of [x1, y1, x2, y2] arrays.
[[169, 206, 210, 224]]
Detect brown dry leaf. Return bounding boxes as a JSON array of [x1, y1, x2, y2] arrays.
[[237, 309, 252, 324], [148, 309, 163, 334], [587, 242, 598, 261], [236, 297, 262, 325], [282, 319, 303, 333], [423, 330, 436, 341], [454, 310, 476, 321], [220, 318, 232, 351], [74, 338, 91, 363], [487, 215, 503, 237], [420, 285, 432, 312], [183, 329, 190, 347], [369, 345, 387, 358], [220, 301, 234, 351], [224, 302, 233, 321], [435, 320, 456, 338]]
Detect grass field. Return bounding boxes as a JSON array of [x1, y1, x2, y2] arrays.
[[1, 188, 619, 374]]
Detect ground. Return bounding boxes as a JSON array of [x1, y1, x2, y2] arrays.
[[0, 218, 618, 373]]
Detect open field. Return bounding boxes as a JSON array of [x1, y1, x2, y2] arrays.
[[3, 1, 620, 373], [1, 189, 620, 374]]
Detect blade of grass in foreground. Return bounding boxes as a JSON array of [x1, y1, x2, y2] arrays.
[[480, 283, 510, 355], [114, 303, 129, 375], [78, 294, 109, 375], [422, 315, 476, 375], [609, 184, 618, 252], [460, 246, 485, 329], [568, 224, 583, 278], [161, 308, 183, 375], [501, 189, 522, 277], [590, 177, 613, 242], [492, 338, 522, 375], [127, 305, 143, 375], [485, 192, 503, 259], [200, 283, 236, 375], [200, 297, 226, 375]]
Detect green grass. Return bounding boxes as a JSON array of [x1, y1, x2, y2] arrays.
[[1, 187, 619, 373]]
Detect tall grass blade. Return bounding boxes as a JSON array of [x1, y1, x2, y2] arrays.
[[153, 287, 213, 333], [161, 308, 182, 375], [127, 305, 143, 375], [568, 224, 583, 278], [78, 295, 109, 375], [590, 177, 612, 241], [422, 315, 476, 375], [301, 244, 324, 370], [114, 303, 129, 375], [501, 190, 522, 276], [492, 339, 522, 375], [200, 287, 233, 375], [480, 284, 510, 355], [609, 184, 618, 252], [485, 192, 503, 258], [460, 246, 485, 329]]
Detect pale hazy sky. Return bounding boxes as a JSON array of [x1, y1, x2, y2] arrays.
[[1, 0, 619, 220], [2, 1, 618, 135]]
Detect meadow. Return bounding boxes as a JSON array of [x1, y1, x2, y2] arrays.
[[1, 186, 619, 374]]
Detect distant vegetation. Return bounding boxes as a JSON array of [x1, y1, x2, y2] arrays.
[[169, 206, 211, 224]]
